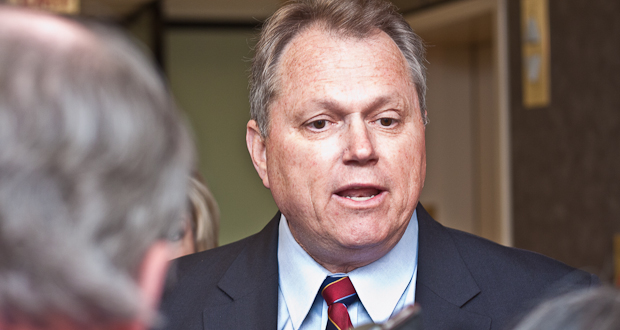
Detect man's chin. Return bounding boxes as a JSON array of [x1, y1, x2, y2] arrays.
[[334, 232, 394, 252], [319, 237, 396, 272], [332, 221, 408, 252]]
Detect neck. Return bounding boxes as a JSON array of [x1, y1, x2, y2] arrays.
[[296, 237, 400, 274]]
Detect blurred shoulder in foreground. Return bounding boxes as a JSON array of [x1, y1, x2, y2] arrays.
[[512, 287, 620, 330], [0, 5, 193, 330]]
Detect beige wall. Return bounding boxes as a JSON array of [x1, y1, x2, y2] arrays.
[[165, 29, 277, 245], [411, 5, 505, 244], [422, 44, 476, 233]]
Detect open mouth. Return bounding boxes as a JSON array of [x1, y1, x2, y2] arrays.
[[335, 187, 383, 202]]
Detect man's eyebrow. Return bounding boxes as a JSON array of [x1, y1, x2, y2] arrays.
[[311, 95, 404, 113], [314, 99, 344, 112]]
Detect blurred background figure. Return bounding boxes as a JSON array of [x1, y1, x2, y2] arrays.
[[0, 5, 193, 330], [171, 172, 220, 259], [512, 287, 620, 330]]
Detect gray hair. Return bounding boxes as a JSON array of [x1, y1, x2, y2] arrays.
[[250, 0, 428, 137], [513, 287, 620, 330], [0, 8, 193, 325]]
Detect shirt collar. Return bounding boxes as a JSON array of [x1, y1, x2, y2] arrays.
[[278, 210, 419, 328], [278, 216, 330, 330], [349, 210, 418, 322]]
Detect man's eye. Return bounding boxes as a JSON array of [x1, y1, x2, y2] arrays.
[[379, 118, 394, 126], [312, 120, 326, 129]]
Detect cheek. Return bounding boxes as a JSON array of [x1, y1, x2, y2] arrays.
[[267, 142, 320, 206], [277, 140, 338, 176], [269, 144, 312, 181], [394, 135, 426, 194]]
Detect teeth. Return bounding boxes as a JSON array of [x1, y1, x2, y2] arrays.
[[346, 195, 375, 201]]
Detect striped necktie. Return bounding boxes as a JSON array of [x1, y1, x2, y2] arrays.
[[320, 275, 358, 330]]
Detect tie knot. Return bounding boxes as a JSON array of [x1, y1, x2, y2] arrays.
[[320, 276, 358, 307]]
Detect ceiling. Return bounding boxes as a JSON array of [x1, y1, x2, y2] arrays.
[[79, 0, 453, 21], [79, 0, 279, 21]]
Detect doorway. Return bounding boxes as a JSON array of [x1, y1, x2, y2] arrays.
[[406, 0, 512, 245]]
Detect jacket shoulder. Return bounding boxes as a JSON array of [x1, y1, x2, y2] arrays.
[[174, 234, 253, 284], [446, 227, 598, 309], [157, 236, 254, 330], [158, 214, 281, 330]]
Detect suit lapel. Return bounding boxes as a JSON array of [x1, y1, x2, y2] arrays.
[[415, 204, 491, 329], [201, 207, 492, 329], [202, 213, 281, 330]]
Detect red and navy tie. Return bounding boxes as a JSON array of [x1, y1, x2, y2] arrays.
[[320, 276, 358, 330]]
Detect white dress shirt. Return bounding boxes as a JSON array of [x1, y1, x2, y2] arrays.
[[277, 211, 419, 330]]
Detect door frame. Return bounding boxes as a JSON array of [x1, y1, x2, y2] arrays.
[[405, 0, 512, 246]]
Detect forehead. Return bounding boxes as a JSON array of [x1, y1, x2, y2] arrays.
[[274, 26, 413, 105]]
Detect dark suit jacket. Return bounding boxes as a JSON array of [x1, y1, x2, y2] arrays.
[[158, 204, 598, 330]]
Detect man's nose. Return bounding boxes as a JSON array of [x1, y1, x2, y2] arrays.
[[342, 120, 377, 165]]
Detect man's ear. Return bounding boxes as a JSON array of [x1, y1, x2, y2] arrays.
[[133, 241, 172, 330], [246, 120, 270, 189]]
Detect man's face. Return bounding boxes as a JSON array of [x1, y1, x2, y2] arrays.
[[247, 27, 426, 272]]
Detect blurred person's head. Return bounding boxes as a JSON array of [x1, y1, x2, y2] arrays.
[[0, 6, 193, 330], [171, 173, 220, 259], [512, 287, 620, 330]]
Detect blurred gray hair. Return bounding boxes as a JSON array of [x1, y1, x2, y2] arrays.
[[512, 287, 620, 330], [250, 0, 428, 137], [0, 9, 193, 325]]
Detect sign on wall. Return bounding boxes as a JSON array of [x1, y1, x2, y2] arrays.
[[521, 0, 550, 109], [7, 0, 80, 15]]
